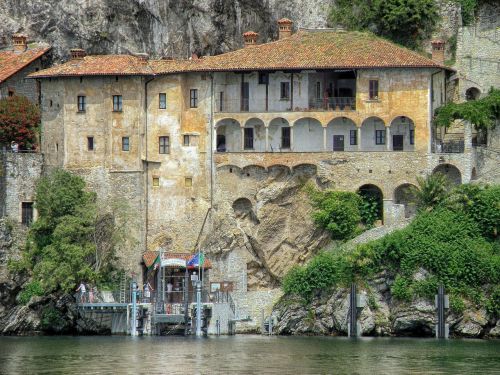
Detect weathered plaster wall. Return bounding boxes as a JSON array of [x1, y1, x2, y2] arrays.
[[0, 58, 43, 103]]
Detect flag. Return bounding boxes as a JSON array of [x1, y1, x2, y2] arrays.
[[187, 252, 205, 267]]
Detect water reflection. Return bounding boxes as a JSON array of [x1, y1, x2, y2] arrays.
[[0, 335, 498, 374]]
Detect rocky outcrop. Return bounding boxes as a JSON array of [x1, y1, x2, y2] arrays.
[[274, 271, 499, 338]]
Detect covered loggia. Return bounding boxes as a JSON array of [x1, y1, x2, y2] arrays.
[[244, 118, 266, 151], [394, 183, 418, 218], [215, 118, 241, 152], [325, 117, 358, 151], [268, 117, 291, 152], [360, 117, 387, 151], [433, 164, 462, 185], [390, 116, 415, 151], [292, 117, 323, 152], [357, 184, 384, 223]]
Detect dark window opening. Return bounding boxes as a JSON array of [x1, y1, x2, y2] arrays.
[[159, 136, 170, 154], [258, 72, 269, 84], [375, 129, 385, 145], [369, 80, 379, 100], [21, 202, 34, 226], [217, 134, 226, 152], [113, 95, 123, 111], [350, 129, 357, 145], [280, 82, 290, 100], [122, 137, 130, 151], [241, 82, 249, 111], [244, 128, 254, 150], [87, 136, 94, 151], [78, 95, 86, 112], [281, 127, 291, 149], [183, 135, 190, 146], [316, 82, 321, 100], [8, 90, 14, 97], [159, 93, 167, 109], [410, 129, 415, 145], [190, 89, 198, 108]]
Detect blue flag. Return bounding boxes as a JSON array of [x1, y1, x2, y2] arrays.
[[187, 253, 204, 267]]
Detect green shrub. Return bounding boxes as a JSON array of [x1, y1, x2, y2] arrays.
[[41, 306, 67, 333], [359, 195, 379, 227], [486, 287, 500, 317], [391, 276, 413, 301], [18, 281, 44, 305]]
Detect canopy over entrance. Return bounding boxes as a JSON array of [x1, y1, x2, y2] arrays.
[[142, 251, 212, 270]]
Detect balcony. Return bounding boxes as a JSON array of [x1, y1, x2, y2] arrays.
[[214, 97, 356, 113]]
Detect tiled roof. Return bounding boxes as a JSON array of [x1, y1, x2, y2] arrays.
[[0, 46, 51, 83], [29, 54, 155, 78], [30, 30, 446, 79], [142, 251, 212, 269]]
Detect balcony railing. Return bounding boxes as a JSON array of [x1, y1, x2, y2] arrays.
[[215, 97, 356, 113], [432, 140, 465, 153]]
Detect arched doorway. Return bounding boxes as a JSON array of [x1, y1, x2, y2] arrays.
[[390, 116, 415, 151], [433, 164, 462, 185], [215, 118, 240, 152], [268, 117, 291, 152], [325, 117, 357, 151], [394, 184, 418, 218], [361, 117, 386, 151], [465, 87, 481, 101], [357, 184, 384, 224], [292, 117, 323, 152]]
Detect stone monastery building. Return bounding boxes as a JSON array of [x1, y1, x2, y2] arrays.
[[27, 19, 480, 319]]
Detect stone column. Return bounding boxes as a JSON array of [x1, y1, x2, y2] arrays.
[[386, 126, 391, 151], [265, 126, 269, 152], [357, 127, 362, 151], [323, 126, 327, 151], [241, 127, 245, 151], [290, 126, 294, 152], [464, 121, 472, 152]]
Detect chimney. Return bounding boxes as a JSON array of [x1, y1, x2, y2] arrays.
[[243, 31, 259, 47], [12, 33, 28, 53], [277, 18, 293, 40], [431, 40, 445, 65], [134, 52, 149, 62], [70, 48, 86, 60]]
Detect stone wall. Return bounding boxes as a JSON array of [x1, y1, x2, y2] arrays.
[[0, 58, 43, 103]]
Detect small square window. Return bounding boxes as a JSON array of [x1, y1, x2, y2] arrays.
[[375, 129, 385, 145], [185, 177, 193, 187], [152, 177, 160, 187], [21, 202, 34, 226], [350, 129, 357, 145], [113, 95, 123, 111], [78, 95, 86, 112], [159, 136, 170, 154], [258, 72, 269, 84], [190, 89, 198, 108], [159, 93, 167, 109], [122, 136, 130, 151], [280, 82, 290, 100], [87, 136, 94, 151], [183, 135, 190, 146], [8, 90, 14, 97], [369, 80, 379, 100]]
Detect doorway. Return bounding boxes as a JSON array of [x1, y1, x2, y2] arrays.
[[333, 135, 345, 151], [393, 135, 404, 151]]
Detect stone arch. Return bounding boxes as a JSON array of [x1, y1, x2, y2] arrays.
[[325, 116, 358, 151], [244, 117, 266, 152], [232, 197, 254, 218], [433, 163, 462, 185], [394, 183, 418, 218], [465, 87, 481, 101], [267, 164, 291, 180], [357, 184, 384, 223], [292, 163, 317, 177], [390, 116, 415, 151], [268, 117, 291, 152], [215, 118, 240, 152], [217, 164, 242, 174], [242, 164, 267, 179], [292, 117, 323, 152], [360, 116, 386, 151]]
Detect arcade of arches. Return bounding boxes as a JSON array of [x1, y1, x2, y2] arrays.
[[215, 115, 416, 153]]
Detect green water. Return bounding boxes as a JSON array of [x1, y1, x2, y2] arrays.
[[0, 335, 499, 374]]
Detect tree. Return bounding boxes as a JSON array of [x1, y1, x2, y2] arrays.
[[411, 173, 450, 211], [329, 0, 439, 49], [15, 170, 126, 295], [0, 95, 40, 149]]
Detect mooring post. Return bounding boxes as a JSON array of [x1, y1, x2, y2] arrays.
[[435, 284, 449, 339], [131, 280, 138, 336], [348, 283, 357, 337]]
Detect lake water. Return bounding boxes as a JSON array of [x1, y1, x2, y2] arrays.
[[0, 335, 499, 374]]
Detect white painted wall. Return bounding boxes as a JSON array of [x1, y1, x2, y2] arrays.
[[326, 118, 358, 151], [292, 118, 323, 152], [361, 117, 387, 151]]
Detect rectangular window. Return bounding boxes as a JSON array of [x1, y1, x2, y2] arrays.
[[281, 127, 291, 149], [258, 72, 269, 85], [8, 90, 14, 97], [159, 93, 166, 109], [113, 95, 123, 111], [369, 80, 379, 100], [219, 92, 224, 112], [152, 177, 160, 187], [375, 129, 386, 145], [21, 202, 34, 226], [190, 89, 198, 108], [87, 136, 94, 151], [185, 177, 193, 187], [159, 136, 170, 154], [410, 129, 415, 145], [77, 95, 86, 112], [183, 135, 190, 146], [350, 129, 357, 145], [241, 82, 249, 111], [122, 136, 130, 151], [316, 82, 321, 100], [244, 128, 254, 150], [280, 82, 290, 100]]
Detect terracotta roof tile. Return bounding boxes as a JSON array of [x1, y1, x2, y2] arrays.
[[0, 46, 51, 83], [30, 30, 446, 79]]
